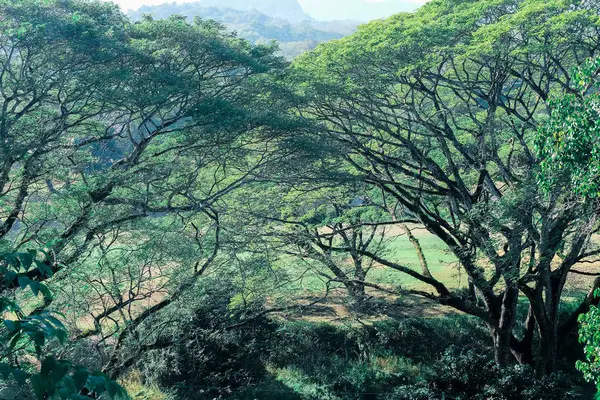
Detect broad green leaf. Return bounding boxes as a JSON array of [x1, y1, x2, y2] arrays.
[[12, 369, 29, 385], [30, 374, 45, 399], [0, 363, 11, 379], [73, 368, 89, 391]]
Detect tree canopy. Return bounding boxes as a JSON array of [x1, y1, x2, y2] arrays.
[[288, 0, 600, 374]]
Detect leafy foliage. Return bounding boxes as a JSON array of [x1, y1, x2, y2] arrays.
[[287, 0, 600, 376], [577, 289, 600, 398], [537, 57, 600, 197], [0, 251, 127, 399], [2, 0, 600, 398]]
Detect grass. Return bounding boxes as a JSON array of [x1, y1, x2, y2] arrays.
[[369, 231, 461, 290], [270, 227, 462, 299], [120, 370, 173, 400]]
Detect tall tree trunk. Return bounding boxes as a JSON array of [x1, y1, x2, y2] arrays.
[[511, 305, 535, 365], [536, 326, 558, 376], [491, 286, 519, 367]]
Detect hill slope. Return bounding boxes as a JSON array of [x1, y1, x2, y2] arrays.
[[197, 0, 311, 22], [128, 2, 356, 59]]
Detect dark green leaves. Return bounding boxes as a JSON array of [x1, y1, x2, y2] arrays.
[[0, 250, 128, 399], [536, 57, 600, 197], [577, 304, 600, 393], [12, 369, 30, 385], [72, 368, 89, 392]]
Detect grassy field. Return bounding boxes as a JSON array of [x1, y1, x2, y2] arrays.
[[272, 227, 461, 299], [267, 225, 596, 322], [370, 230, 461, 290]]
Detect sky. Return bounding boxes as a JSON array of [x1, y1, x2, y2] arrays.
[[105, 0, 431, 21]]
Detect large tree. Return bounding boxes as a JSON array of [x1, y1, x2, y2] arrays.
[[0, 0, 296, 379], [288, 0, 600, 375]]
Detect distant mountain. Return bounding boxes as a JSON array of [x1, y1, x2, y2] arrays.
[[129, 2, 358, 59], [132, 0, 312, 23]]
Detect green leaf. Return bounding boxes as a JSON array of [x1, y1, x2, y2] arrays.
[[30, 374, 46, 400], [106, 379, 122, 398], [12, 369, 29, 385], [0, 363, 11, 379], [39, 283, 53, 300], [62, 375, 76, 392], [50, 361, 70, 385], [55, 328, 68, 345], [17, 275, 30, 290], [41, 356, 57, 378], [70, 395, 92, 400], [27, 329, 46, 348], [4, 270, 17, 283], [59, 387, 71, 400], [35, 261, 54, 277], [29, 280, 40, 296], [4, 319, 18, 332], [73, 368, 89, 391], [8, 331, 22, 352], [87, 374, 106, 393], [18, 251, 35, 270], [46, 314, 66, 330]]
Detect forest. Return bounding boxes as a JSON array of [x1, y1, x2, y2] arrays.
[[1, 0, 600, 399]]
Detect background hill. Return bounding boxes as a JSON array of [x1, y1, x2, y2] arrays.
[[128, 1, 359, 59], [178, 0, 313, 22]]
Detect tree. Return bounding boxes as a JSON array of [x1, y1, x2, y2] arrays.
[[577, 290, 600, 398], [536, 56, 600, 394], [227, 183, 394, 305], [0, 0, 130, 244], [577, 289, 600, 398], [0, 0, 297, 381], [287, 0, 600, 375]]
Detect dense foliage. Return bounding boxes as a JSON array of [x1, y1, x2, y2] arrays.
[[288, 0, 600, 376], [537, 57, 600, 197], [578, 289, 600, 397], [0, 251, 126, 399]]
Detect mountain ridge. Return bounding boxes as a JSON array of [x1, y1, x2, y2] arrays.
[[133, 0, 312, 23], [128, 2, 359, 59]]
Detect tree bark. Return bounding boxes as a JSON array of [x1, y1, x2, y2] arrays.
[[491, 286, 519, 367]]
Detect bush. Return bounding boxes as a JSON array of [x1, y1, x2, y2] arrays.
[[132, 281, 276, 399], [126, 305, 590, 399]]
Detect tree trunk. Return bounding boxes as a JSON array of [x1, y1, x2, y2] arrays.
[[536, 327, 558, 376], [349, 282, 366, 305], [492, 326, 512, 367], [510, 305, 535, 365], [491, 286, 519, 367]]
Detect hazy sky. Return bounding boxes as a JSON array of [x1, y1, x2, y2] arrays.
[[105, 0, 430, 21]]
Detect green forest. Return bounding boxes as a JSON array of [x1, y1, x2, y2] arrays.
[[1, 0, 600, 399]]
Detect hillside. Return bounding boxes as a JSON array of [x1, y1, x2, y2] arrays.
[[128, 2, 357, 59], [189, 0, 312, 22]]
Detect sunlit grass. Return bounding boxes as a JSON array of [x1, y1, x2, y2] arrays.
[[272, 228, 463, 297]]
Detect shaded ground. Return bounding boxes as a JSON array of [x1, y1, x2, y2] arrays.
[[269, 289, 458, 326]]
